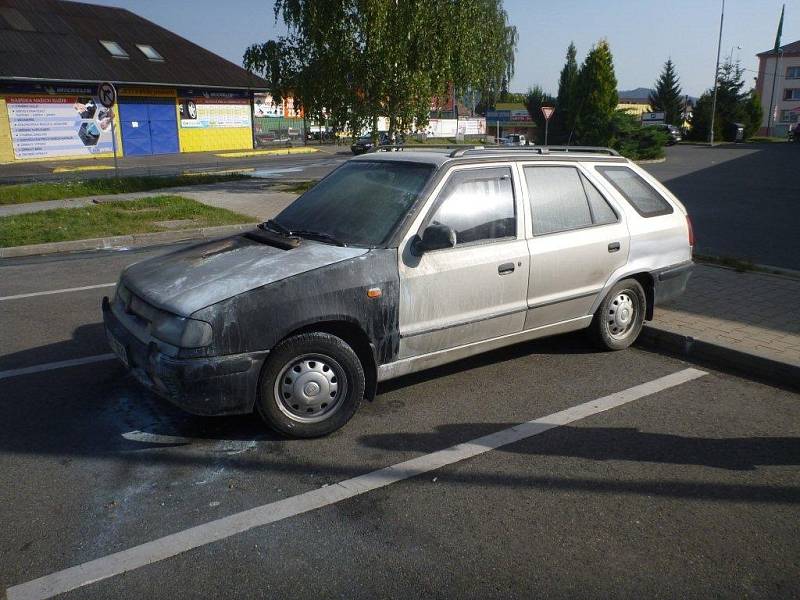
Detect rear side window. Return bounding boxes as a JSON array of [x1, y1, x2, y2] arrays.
[[428, 167, 516, 246], [524, 166, 618, 235], [596, 166, 673, 217]]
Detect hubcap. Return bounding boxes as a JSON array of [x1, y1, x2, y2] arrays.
[[274, 354, 346, 423], [607, 292, 637, 339]]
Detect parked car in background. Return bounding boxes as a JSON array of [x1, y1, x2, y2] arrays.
[[351, 132, 405, 154], [653, 124, 682, 145], [501, 134, 527, 146], [103, 146, 693, 438]]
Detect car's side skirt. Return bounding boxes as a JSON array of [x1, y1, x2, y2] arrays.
[[377, 315, 593, 382]]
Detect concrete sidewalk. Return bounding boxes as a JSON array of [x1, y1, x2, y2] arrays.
[[643, 264, 800, 387], [0, 143, 348, 182], [0, 178, 299, 221]]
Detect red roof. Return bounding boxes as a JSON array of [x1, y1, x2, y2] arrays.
[[758, 40, 800, 56]]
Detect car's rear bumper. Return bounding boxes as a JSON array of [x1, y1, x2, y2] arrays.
[[653, 260, 693, 305], [102, 296, 267, 416]]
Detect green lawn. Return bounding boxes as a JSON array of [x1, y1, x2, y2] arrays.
[[0, 172, 251, 206], [0, 195, 253, 247], [278, 180, 317, 194]]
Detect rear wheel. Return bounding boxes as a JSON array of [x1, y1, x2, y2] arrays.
[[590, 279, 646, 350], [256, 333, 364, 438]]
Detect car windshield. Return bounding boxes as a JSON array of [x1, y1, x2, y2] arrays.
[[273, 160, 435, 247]]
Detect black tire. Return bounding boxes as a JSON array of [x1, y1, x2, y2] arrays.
[[590, 279, 646, 350], [256, 332, 365, 438]]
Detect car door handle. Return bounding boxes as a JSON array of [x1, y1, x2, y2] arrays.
[[608, 242, 621, 253], [498, 262, 515, 275]]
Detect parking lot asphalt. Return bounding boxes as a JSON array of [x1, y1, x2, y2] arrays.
[[1, 248, 798, 599], [643, 143, 800, 271]]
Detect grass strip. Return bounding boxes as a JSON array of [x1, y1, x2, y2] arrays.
[[0, 172, 250, 206], [0, 195, 251, 247]]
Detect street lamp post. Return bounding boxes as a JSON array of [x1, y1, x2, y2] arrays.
[[709, 0, 725, 145]]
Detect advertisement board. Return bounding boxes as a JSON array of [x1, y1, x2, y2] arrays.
[[254, 94, 284, 118], [179, 97, 251, 129], [424, 118, 485, 137], [6, 96, 115, 159]]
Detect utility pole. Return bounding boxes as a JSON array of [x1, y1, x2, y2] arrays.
[[709, 0, 725, 145]]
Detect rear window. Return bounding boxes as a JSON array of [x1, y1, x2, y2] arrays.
[[595, 166, 673, 217]]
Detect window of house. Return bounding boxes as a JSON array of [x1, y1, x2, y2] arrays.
[[428, 167, 516, 246], [783, 88, 800, 101], [99, 40, 129, 58], [786, 66, 800, 80], [596, 166, 673, 218], [525, 166, 618, 235], [136, 44, 164, 61], [779, 110, 799, 123]]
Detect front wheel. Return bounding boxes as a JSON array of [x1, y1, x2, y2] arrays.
[[256, 332, 365, 438], [590, 279, 646, 350]]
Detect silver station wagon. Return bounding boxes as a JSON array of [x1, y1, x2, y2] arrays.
[[103, 146, 694, 437]]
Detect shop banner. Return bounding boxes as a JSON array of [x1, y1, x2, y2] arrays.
[[6, 96, 115, 159], [179, 97, 251, 129], [253, 94, 304, 119]]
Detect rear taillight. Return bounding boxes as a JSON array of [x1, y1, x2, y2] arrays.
[[686, 215, 695, 247]]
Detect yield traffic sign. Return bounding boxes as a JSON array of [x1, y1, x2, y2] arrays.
[[541, 106, 555, 121], [97, 81, 117, 108]]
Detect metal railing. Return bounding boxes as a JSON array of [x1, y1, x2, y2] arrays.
[[449, 145, 620, 158]]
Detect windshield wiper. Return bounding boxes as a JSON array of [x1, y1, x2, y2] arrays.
[[291, 229, 347, 247], [259, 219, 293, 236]]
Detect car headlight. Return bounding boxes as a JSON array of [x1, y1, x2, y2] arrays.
[[115, 281, 131, 306], [150, 313, 213, 348]]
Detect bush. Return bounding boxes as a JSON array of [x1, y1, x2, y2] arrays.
[[608, 110, 668, 160]]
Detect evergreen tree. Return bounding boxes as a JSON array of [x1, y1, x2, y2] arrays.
[[689, 58, 757, 141], [556, 42, 579, 138], [742, 90, 763, 139], [574, 40, 618, 146], [524, 85, 556, 144], [649, 59, 683, 125]]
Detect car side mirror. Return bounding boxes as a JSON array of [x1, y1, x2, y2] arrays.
[[413, 223, 456, 254]]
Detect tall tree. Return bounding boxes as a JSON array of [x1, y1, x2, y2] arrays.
[[688, 58, 758, 141], [523, 86, 555, 144], [574, 40, 618, 146], [556, 42, 579, 137], [244, 0, 517, 140], [649, 59, 683, 125]]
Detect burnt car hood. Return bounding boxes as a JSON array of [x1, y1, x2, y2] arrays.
[[122, 235, 368, 316]]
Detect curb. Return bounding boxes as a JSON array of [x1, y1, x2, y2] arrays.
[[0, 223, 258, 258], [638, 325, 800, 391]]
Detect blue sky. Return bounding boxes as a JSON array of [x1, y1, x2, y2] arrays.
[[87, 0, 797, 97]]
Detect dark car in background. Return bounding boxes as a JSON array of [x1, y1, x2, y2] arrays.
[[351, 132, 405, 155]]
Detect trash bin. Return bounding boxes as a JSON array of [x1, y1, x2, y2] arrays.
[[729, 122, 745, 143]]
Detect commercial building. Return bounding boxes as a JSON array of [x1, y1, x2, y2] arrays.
[[755, 39, 800, 136], [486, 103, 535, 140], [0, 0, 271, 164]]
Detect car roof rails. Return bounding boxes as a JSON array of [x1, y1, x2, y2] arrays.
[[449, 146, 620, 158]]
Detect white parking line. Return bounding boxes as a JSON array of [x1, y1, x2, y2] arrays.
[[0, 354, 116, 381], [5, 367, 706, 600], [0, 283, 115, 302]]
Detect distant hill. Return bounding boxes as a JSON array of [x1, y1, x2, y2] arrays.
[[618, 87, 652, 101], [618, 87, 698, 104]]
